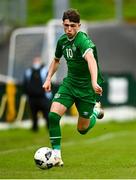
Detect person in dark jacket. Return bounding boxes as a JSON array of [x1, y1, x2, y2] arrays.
[[23, 56, 52, 131]]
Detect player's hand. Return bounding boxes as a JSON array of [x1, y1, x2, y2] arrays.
[[92, 82, 103, 96], [43, 79, 51, 92]]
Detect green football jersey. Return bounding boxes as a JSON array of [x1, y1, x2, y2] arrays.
[[55, 31, 104, 88]]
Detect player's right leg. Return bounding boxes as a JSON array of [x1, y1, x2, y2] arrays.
[[49, 99, 74, 166], [48, 101, 66, 166], [48, 83, 74, 166]]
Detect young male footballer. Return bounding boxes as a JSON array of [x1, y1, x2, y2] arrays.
[[43, 9, 104, 166]]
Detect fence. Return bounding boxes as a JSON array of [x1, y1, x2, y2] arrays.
[[0, 72, 136, 123]]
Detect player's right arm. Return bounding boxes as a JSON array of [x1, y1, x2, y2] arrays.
[[43, 37, 63, 92], [43, 58, 60, 92]]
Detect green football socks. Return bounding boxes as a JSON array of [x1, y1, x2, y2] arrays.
[[78, 112, 97, 135], [49, 109, 98, 143], [48, 112, 61, 150]]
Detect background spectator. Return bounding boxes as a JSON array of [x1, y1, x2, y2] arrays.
[[23, 56, 52, 131]]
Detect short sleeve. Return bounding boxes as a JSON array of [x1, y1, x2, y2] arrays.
[[79, 35, 95, 58]]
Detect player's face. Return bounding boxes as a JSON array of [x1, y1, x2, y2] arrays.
[[63, 19, 80, 39]]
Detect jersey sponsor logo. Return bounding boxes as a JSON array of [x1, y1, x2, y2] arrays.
[[54, 93, 61, 99]]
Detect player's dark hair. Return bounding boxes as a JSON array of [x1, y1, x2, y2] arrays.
[[62, 9, 80, 23]]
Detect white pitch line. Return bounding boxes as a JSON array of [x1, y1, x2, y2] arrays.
[[0, 131, 132, 155], [62, 131, 131, 146]]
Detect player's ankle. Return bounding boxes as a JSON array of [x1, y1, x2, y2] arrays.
[[53, 149, 61, 158]]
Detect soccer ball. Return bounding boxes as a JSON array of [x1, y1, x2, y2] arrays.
[[34, 147, 56, 169]]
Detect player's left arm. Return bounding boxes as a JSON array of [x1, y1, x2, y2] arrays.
[[84, 50, 103, 96]]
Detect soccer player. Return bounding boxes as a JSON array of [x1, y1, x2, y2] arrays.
[[43, 9, 104, 166]]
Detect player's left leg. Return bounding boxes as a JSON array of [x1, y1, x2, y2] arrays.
[[76, 101, 104, 135], [76, 102, 95, 134]]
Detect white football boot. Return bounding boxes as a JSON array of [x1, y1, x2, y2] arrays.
[[54, 157, 64, 167], [93, 102, 104, 119], [53, 149, 64, 167]]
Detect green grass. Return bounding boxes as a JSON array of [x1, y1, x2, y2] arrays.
[[27, 0, 136, 25], [0, 120, 136, 179]]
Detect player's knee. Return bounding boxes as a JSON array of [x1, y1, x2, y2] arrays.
[[77, 128, 88, 135]]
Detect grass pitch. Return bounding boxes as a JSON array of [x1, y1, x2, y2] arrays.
[[0, 120, 136, 179]]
